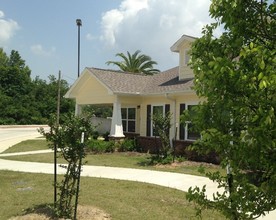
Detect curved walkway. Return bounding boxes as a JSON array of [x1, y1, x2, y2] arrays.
[[0, 126, 274, 219], [0, 154, 219, 199]]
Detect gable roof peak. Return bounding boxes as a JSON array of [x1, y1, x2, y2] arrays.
[[170, 34, 198, 52]]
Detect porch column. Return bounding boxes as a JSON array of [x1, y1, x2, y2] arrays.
[[75, 103, 82, 116], [110, 97, 125, 137]]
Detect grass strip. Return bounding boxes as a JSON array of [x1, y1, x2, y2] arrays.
[[0, 139, 48, 154]]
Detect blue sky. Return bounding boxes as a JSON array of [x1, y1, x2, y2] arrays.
[[1, 0, 214, 84]]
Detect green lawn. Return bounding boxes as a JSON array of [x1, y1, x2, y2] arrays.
[[1, 139, 48, 153], [0, 170, 224, 220]]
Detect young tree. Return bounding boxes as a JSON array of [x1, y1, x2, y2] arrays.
[[152, 112, 172, 162], [185, 0, 276, 219], [106, 50, 160, 75], [40, 114, 94, 219]]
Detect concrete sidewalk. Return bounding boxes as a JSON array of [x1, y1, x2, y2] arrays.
[[0, 149, 52, 157], [0, 157, 219, 199]]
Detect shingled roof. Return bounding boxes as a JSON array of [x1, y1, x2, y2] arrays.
[[87, 67, 194, 95]]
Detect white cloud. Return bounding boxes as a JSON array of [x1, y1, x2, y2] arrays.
[[0, 10, 20, 44], [30, 44, 56, 57], [99, 0, 215, 70], [100, 0, 148, 47], [86, 33, 97, 41]]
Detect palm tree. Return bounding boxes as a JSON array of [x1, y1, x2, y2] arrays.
[[106, 50, 160, 75]]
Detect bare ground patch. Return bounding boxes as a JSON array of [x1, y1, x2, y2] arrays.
[[155, 160, 220, 169], [9, 205, 111, 220]]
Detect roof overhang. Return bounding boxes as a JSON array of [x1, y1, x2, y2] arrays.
[[64, 68, 114, 98], [170, 34, 197, 53], [114, 89, 194, 97]]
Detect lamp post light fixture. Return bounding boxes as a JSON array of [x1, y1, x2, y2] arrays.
[[76, 19, 82, 77]]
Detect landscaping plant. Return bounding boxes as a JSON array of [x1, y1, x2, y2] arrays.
[[152, 111, 173, 163], [39, 114, 94, 219]]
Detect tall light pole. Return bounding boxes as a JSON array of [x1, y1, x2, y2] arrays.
[[76, 19, 82, 77]]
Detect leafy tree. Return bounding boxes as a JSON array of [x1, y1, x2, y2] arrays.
[[0, 48, 8, 66], [0, 49, 74, 124], [0, 49, 34, 124], [81, 104, 112, 119], [106, 50, 160, 75], [31, 75, 75, 124], [184, 0, 276, 219]]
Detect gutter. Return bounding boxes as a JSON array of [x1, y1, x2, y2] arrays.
[[114, 89, 194, 96]]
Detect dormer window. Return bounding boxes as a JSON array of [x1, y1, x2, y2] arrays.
[[184, 49, 190, 66]]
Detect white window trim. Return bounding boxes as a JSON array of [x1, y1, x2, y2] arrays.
[[184, 102, 199, 141], [122, 107, 136, 133], [184, 49, 190, 66]]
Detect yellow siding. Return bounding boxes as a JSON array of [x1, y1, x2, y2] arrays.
[[120, 96, 142, 105], [179, 41, 194, 80], [139, 93, 200, 138], [76, 75, 115, 105]]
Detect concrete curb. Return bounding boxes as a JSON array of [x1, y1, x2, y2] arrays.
[[0, 125, 49, 129], [0, 149, 52, 157]]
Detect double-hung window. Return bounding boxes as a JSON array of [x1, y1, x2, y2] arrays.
[[121, 108, 136, 132], [186, 105, 200, 140], [146, 104, 170, 137], [179, 104, 200, 141], [184, 49, 190, 66], [151, 105, 165, 136]]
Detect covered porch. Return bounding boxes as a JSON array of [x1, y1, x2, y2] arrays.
[[65, 68, 142, 138]]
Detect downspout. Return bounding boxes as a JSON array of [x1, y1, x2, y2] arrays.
[[165, 93, 177, 145]]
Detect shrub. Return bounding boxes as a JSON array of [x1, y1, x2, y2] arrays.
[[92, 131, 99, 139], [86, 139, 115, 153], [150, 154, 174, 165], [118, 139, 137, 152], [152, 112, 172, 158]]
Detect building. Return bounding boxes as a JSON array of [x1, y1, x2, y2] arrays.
[[65, 35, 209, 158]]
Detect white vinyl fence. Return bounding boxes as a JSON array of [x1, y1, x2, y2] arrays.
[[91, 116, 111, 134]]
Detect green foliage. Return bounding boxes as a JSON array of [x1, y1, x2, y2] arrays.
[[31, 75, 75, 124], [0, 49, 34, 124], [86, 138, 138, 154], [151, 112, 172, 163], [0, 49, 74, 125], [106, 50, 160, 75], [185, 0, 276, 219], [150, 154, 174, 165], [81, 104, 112, 118], [87, 139, 115, 153], [39, 114, 94, 219], [118, 138, 137, 152]]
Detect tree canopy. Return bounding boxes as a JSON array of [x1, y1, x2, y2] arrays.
[[106, 50, 160, 75], [184, 0, 276, 219], [0, 49, 74, 124]]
